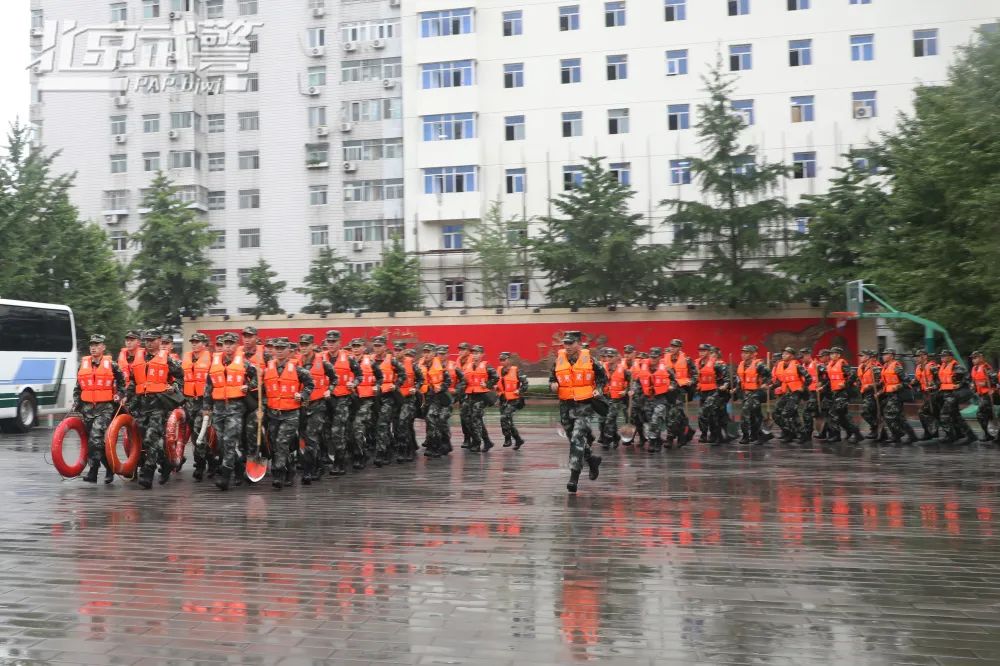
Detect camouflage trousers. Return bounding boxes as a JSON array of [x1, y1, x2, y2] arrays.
[[643, 394, 672, 447], [861, 390, 879, 434], [465, 394, 489, 451], [301, 402, 328, 472], [499, 398, 524, 444], [329, 395, 353, 466], [802, 391, 826, 434], [80, 402, 114, 466], [424, 394, 451, 455], [376, 393, 400, 458], [939, 391, 975, 442], [918, 393, 941, 438], [134, 395, 167, 476], [630, 395, 648, 444], [213, 400, 245, 470], [396, 394, 420, 456], [880, 392, 917, 441], [266, 408, 300, 473], [975, 393, 996, 437], [828, 390, 862, 439], [243, 405, 263, 462], [353, 398, 377, 460], [773, 391, 803, 438], [563, 400, 596, 472], [667, 393, 692, 439], [182, 398, 206, 467], [598, 397, 625, 446], [460, 398, 473, 444], [739, 389, 764, 441], [697, 390, 725, 440]]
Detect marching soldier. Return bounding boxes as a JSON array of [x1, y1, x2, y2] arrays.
[[626, 346, 651, 448], [437, 344, 462, 454], [665, 339, 697, 447], [238, 326, 267, 480], [936, 349, 977, 444], [296, 334, 337, 483], [181, 332, 211, 479], [550, 332, 607, 493], [395, 346, 424, 462], [858, 350, 882, 440], [159, 332, 179, 361], [202, 332, 257, 491], [696, 343, 730, 445], [801, 348, 830, 440], [911, 349, 941, 440], [127, 330, 184, 489], [463, 345, 499, 453], [73, 334, 126, 484], [771, 347, 810, 443], [455, 342, 474, 448], [970, 351, 996, 442], [372, 336, 405, 467], [496, 352, 528, 450], [327, 331, 361, 475], [350, 338, 383, 468], [642, 347, 676, 452], [261, 338, 314, 488], [117, 330, 141, 385], [878, 348, 918, 444], [421, 344, 452, 458], [599, 348, 629, 450], [734, 345, 772, 445], [825, 347, 864, 443]]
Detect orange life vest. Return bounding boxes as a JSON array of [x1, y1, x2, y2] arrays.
[[464, 360, 489, 394], [264, 360, 302, 411], [239, 345, 266, 370], [669, 352, 691, 386], [498, 366, 521, 400], [827, 358, 848, 392], [776, 359, 805, 394], [697, 357, 718, 391], [379, 356, 397, 393], [303, 353, 330, 401], [401, 357, 417, 394], [806, 360, 820, 391], [78, 355, 115, 403], [971, 362, 993, 396], [651, 360, 674, 396], [182, 350, 212, 398], [915, 361, 938, 392], [860, 360, 879, 393], [356, 355, 377, 398], [554, 349, 595, 401], [607, 361, 628, 400], [632, 360, 652, 397], [132, 348, 170, 395], [332, 349, 354, 397], [118, 348, 132, 383], [938, 360, 958, 391], [209, 352, 246, 400], [881, 359, 903, 393], [737, 359, 760, 391], [423, 357, 444, 394], [445, 360, 459, 394]]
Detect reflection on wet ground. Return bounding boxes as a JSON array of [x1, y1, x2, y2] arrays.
[[2, 424, 999, 665]]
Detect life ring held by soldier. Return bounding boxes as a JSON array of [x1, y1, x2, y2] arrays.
[[105, 414, 141, 477], [51, 416, 89, 478], [164, 408, 188, 469]]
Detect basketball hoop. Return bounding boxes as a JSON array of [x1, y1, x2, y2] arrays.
[[830, 311, 858, 329]]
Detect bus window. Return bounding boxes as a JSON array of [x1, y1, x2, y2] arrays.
[[0, 304, 74, 353]]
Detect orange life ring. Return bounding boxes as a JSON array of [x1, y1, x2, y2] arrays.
[[164, 408, 186, 467], [105, 414, 141, 477], [51, 416, 88, 478]]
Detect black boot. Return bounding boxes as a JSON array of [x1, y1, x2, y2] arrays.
[[82, 464, 99, 483], [138, 468, 154, 489], [503, 438, 513, 448], [285, 466, 295, 486], [103, 461, 115, 485], [587, 455, 602, 481], [332, 461, 346, 475], [192, 465, 204, 482], [271, 467, 284, 490], [513, 437, 525, 450], [215, 466, 232, 491], [158, 465, 171, 485], [301, 463, 313, 485], [566, 469, 581, 493]]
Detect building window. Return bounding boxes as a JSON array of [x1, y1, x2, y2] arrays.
[[209, 269, 226, 285], [110, 231, 128, 252], [504, 115, 525, 141], [208, 152, 225, 172], [608, 108, 629, 134], [851, 34, 874, 61], [504, 63, 524, 88], [852, 90, 877, 118], [170, 111, 197, 130], [730, 44, 752, 71], [239, 227, 260, 248], [103, 190, 128, 210], [560, 58, 581, 84], [310, 225, 329, 246], [849, 0, 871, 4], [206, 0, 223, 19], [506, 168, 525, 194], [207, 113, 224, 133], [308, 27, 326, 48], [508, 278, 528, 301], [110, 154, 127, 174], [563, 165, 584, 190], [794, 217, 810, 233], [343, 219, 401, 242], [143, 152, 160, 172], [342, 98, 402, 122], [237, 269, 251, 288], [31, 9, 44, 29], [306, 143, 329, 164], [169, 150, 200, 169], [444, 279, 465, 303], [343, 138, 403, 161], [342, 58, 403, 83], [238, 0, 257, 16], [609, 162, 631, 186], [605, 1, 626, 27], [731, 99, 754, 125], [341, 18, 400, 43], [110, 3, 127, 22], [851, 151, 878, 174], [792, 152, 816, 179], [559, 5, 580, 31], [240, 73, 258, 92], [239, 190, 260, 210], [420, 8, 474, 37], [424, 166, 477, 194], [664, 0, 686, 21], [790, 95, 815, 122], [308, 66, 327, 87], [728, 0, 749, 16], [789, 39, 812, 66], [421, 60, 475, 89], [344, 180, 404, 202], [562, 111, 583, 137], [422, 113, 475, 141], [238, 150, 260, 170], [442, 225, 464, 250], [913, 29, 938, 57], [238, 111, 259, 131], [787, 0, 808, 9], [142, 114, 160, 133], [308, 106, 327, 128], [207, 191, 225, 210], [667, 104, 690, 130], [669, 159, 691, 185], [666, 49, 688, 76], [210, 230, 225, 249], [732, 157, 756, 176], [607, 54, 627, 81], [110, 115, 126, 135], [502, 10, 523, 36], [247, 33, 258, 54], [309, 185, 328, 206]]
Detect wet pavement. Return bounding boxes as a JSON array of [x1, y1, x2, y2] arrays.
[[2, 419, 1000, 665]]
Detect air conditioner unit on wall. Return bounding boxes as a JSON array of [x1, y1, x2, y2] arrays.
[[306, 86, 320, 96], [312, 7, 325, 18], [854, 105, 873, 119], [343, 161, 357, 172], [353, 241, 365, 252], [371, 39, 385, 49], [114, 96, 129, 107], [343, 42, 357, 52], [316, 125, 329, 136], [341, 122, 353, 133], [114, 134, 127, 144], [168, 129, 180, 139], [310, 46, 325, 57], [382, 78, 395, 89], [389, 0, 400, 7]]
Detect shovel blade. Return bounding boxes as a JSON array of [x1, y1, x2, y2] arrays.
[[245, 458, 268, 482]]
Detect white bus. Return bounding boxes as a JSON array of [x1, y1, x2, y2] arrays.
[[0, 300, 77, 432]]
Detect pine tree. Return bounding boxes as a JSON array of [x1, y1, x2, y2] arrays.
[[532, 156, 677, 307], [663, 63, 791, 310], [295, 247, 367, 313], [129, 172, 218, 327], [244, 258, 286, 316], [365, 238, 421, 312], [466, 201, 529, 307]]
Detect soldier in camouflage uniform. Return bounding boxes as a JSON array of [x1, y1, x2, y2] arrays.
[[180, 332, 211, 479], [910, 349, 941, 440], [496, 351, 528, 449], [824, 347, 864, 443], [395, 346, 424, 462], [73, 334, 126, 484], [455, 342, 474, 448], [734, 345, 772, 445], [599, 348, 629, 450], [296, 334, 337, 483], [202, 333, 258, 491], [463, 345, 499, 453], [771, 346, 811, 442], [934, 348, 977, 444], [551, 332, 608, 493], [877, 348, 919, 444], [640, 347, 677, 452], [350, 338, 384, 468], [325, 330, 361, 475], [695, 343, 730, 444], [371, 336, 405, 467], [261, 338, 314, 489], [664, 339, 697, 448], [237, 326, 268, 481], [857, 350, 882, 439], [127, 331, 185, 489]]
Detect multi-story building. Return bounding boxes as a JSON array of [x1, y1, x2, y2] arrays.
[[402, 0, 998, 309], [29, 0, 402, 316]]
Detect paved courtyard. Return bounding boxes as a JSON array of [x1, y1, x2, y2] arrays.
[[2, 418, 1000, 665]]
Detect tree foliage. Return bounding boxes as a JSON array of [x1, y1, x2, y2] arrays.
[[129, 172, 218, 327], [532, 156, 678, 307], [365, 238, 421, 312], [244, 258, 286, 316], [296, 247, 367, 313], [0, 124, 131, 345], [467, 201, 529, 307], [663, 64, 790, 311]]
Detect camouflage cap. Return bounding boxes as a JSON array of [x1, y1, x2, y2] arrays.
[[88, 334, 106, 344], [883, 347, 897, 355], [638, 352, 649, 359], [272, 337, 290, 348], [124, 330, 140, 339], [698, 343, 712, 351], [140, 330, 158, 340], [264, 337, 277, 346], [971, 350, 984, 357], [783, 346, 796, 354], [829, 346, 845, 354], [371, 335, 386, 345], [649, 347, 663, 357], [913, 348, 928, 356], [623, 344, 635, 353], [799, 347, 812, 354], [564, 330, 582, 341], [325, 329, 341, 340], [241, 326, 258, 336], [606, 347, 618, 355], [940, 348, 953, 356], [668, 338, 683, 348], [422, 343, 436, 352], [393, 340, 406, 350], [220, 332, 239, 344], [298, 333, 314, 344], [457, 342, 470, 350], [471, 345, 484, 353], [160, 332, 173, 342], [818, 348, 831, 356], [215, 334, 226, 344], [405, 349, 417, 357], [189, 332, 209, 343], [561, 335, 576, 344], [741, 344, 757, 352], [498, 351, 511, 360], [435, 345, 449, 353], [350, 338, 364, 347]]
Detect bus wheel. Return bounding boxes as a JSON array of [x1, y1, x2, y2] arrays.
[[11, 392, 38, 433]]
